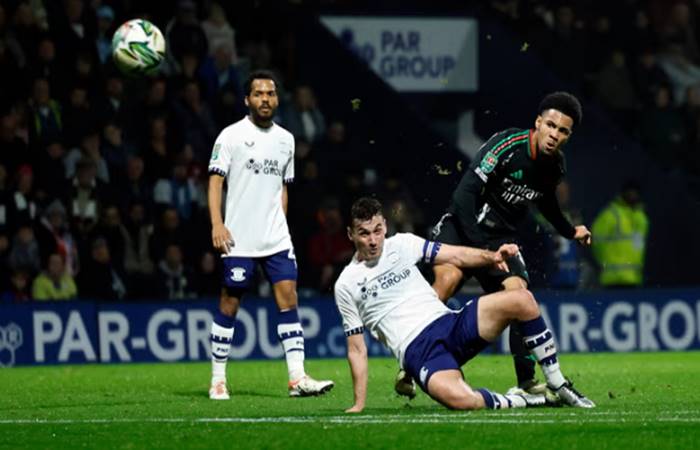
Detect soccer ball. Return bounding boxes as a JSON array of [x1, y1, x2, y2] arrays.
[[111, 19, 165, 76]]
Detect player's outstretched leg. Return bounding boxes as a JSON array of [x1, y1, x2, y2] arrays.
[[209, 310, 234, 400], [277, 307, 334, 397], [427, 370, 545, 410], [519, 314, 595, 408]]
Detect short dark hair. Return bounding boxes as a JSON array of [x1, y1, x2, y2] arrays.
[[244, 70, 279, 96], [538, 92, 582, 126], [350, 197, 383, 223]]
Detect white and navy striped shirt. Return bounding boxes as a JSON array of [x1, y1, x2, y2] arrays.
[[334, 233, 451, 366], [208, 116, 295, 257]]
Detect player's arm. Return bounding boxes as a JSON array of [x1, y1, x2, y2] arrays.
[[536, 191, 591, 245], [345, 332, 368, 413], [208, 174, 233, 253], [282, 184, 288, 215], [434, 242, 518, 272]]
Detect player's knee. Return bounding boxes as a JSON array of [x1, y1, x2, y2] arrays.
[[513, 289, 539, 319]]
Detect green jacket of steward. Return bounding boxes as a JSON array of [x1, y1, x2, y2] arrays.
[[591, 198, 649, 286]]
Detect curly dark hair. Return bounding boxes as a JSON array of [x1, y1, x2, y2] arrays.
[[244, 69, 279, 96], [538, 92, 583, 126], [350, 197, 383, 223]]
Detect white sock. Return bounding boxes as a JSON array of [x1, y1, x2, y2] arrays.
[[477, 388, 529, 409], [523, 329, 566, 389], [210, 322, 234, 381], [277, 322, 305, 382]]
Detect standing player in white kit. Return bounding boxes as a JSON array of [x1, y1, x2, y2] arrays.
[[207, 70, 334, 399]]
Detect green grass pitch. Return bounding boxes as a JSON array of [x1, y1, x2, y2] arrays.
[[1, 352, 699, 449]]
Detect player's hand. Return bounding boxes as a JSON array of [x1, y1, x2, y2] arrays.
[[345, 404, 364, 413], [212, 223, 234, 254], [490, 244, 517, 272], [496, 243, 519, 259], [573, 225, 592, 246]]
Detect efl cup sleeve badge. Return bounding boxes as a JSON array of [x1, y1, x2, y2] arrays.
[[480, 152, 498, 174], [211, 143, 221, 161]]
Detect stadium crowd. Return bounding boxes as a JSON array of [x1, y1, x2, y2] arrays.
[[0, 0, 693, 301]]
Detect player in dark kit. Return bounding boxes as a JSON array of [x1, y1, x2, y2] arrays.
[[405, 92, 592, 397]]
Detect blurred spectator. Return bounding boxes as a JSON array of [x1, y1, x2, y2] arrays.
[[48, 0, 98, 63], [92, 204, 128, 273], [11, 2, 42, 69], [164, 0, 208, 75], [66, 157, 105, 238], [129, 77, 169, 142], [201, 3, 238, 63], [595, 49, 640, 131], [632, 48, 671, 106], [123, 202, 154, 298], [35, 199, 78, 276], [118, 155, 153, 212], [28, 77, 63, 145], [306, 197, 354, 292], [142, 115, 174, 183], [649, 0, 700, 63], [11, 165, 37, 227], [153, 155, 204, 221], [283, 85, 326, 143], [0, 269, 32, 303], [62, 83, 97, 147], [94, 5, 115, 65], [65, 128, 110, 183], [31, 253, 77, 300], [0, 164, 11, 266], [8, 224, 40, 275], [29, 35, 68, 97], [73, 50, 101, 94], [193, 250, 220, 298], [287, 157, 324, 288], [155, 243, 195, 299], [199, 43, 246, 125], [592, 181, 649, 288], [0, 3, 27, 71], [0, 109, 29, 174], [0, 30, 24, 103], [377, 173, 423, 235], [101, 122, 131, 178], [638, 85, 687, 168], [33, 138, 70, 203], [149, 207, 190, 263], [96, 75, 127, 128], [656, 44, 700, 106], [172, 79, 217, 162], [77, 236, 127, 301]]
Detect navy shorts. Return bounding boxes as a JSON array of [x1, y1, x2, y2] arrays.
[[222, 248, 297, 291], [403, 298, 490, 392]]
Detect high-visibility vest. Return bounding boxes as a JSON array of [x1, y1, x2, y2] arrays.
[[591, 199, 648, 286]]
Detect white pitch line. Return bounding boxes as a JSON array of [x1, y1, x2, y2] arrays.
[[0, 415, 698, 425]]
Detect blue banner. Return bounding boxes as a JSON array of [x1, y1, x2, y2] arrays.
[[1, 289, 699, 367]]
